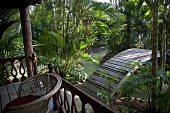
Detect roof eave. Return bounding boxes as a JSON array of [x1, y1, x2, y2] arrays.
[[0, 0, 42, 8]]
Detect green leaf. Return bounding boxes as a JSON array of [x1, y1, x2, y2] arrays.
[[144, 10, 151, 17], [80, 41, 88, 50], [81, 53, 90, 58]]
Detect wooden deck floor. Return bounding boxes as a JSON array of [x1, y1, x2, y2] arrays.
[[0, 82, 58, 113]]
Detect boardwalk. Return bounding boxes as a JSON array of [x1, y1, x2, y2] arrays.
[[77, 48, 153, 102]]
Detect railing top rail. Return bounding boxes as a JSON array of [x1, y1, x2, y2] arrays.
[[0, 56, 25, 63], [62, 78, 116, 113]]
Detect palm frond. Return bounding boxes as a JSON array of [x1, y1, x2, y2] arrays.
[[91, 1, 117, 18]]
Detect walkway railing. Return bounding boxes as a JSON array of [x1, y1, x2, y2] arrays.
[[0, 56, 27, 86], [0, 57, 116, 113], [0, 55, 38, 86]]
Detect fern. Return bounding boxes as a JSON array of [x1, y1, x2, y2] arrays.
[[119, 61, 170, 113], [120, 74, 156, 101]]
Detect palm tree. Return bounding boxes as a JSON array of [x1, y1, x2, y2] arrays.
[[151, 0, 159, 111]]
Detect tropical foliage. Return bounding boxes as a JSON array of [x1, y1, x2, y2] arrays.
[[1, 0, 170, 112], [119, 61, 170, 113]]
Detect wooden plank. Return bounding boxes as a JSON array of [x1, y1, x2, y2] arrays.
[[119, 54, 150, 61], [97, 67, 127, 75], [101, 65, 127, 74], [101, 63, 129, 72], [76, 85, 105, 103], [101, 56, 150, 71], [103, 58, 132, 66], [107, 58, 133, 65], [0, 85, 10, 110], [115, 50, 151, 57], [95, 68, 125, 79], [87, 79, 117, 91], [13, 82, 20, 94], [87, 75, 118, 89], [82, 82, 107, 94], [107, 53, 142, 61], [81, 82, 115, 97], [103, 61, 131, 68], [113, 53, 151, 62], [92, 73, 122, 84], [6, 84, 17, 101], [108, 56, 133, 62], [0, 86, 8, 94], [103, 60, 132, 70]]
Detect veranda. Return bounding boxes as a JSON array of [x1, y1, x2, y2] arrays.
[[0, 0, 115, 113]]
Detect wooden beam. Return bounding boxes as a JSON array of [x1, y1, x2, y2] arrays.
[[19, 7, 33, 77], [0, 0, 42, 8]]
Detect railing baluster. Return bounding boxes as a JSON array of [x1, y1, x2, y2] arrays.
[[11, 61, 19, 83], [0, 56, 37, 86], [48, 64, 116, 113], [58, 89, 64, 113], [64, 88, 70, 113], [71, 94, 78, 113], [81, 101, 86, 113], [19, 59, 27, 81], [3, 64, 10, 85]]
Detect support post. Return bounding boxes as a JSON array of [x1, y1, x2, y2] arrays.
[[48, 64, 59, 111], [20, 7, 33, 77]]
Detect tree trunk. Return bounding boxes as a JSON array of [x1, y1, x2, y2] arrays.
[[20, 7, 34, 77], [160, 2, 167, 91], [127, 12, 131, 48], [52, 2, 57, 31], [151, 0, 159, 111]]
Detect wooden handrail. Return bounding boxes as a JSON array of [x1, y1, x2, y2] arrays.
[[48, 64, 116, 113], [59, 78, 116, 113]]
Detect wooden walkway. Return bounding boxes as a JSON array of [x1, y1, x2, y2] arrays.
[[0, 82, 58, 113], [77, 48, 153, 102]]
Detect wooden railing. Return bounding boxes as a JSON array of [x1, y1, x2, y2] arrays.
[[0, 56, 50, 87], [0, 56, 27, 86], [54, 79, 116, 113], [0, 57, 116, 113], [48, 64, 116, 113]]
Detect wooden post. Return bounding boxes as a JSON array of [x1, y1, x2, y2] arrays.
[[48, 64, 59, 111], [19, 7, 33, 77]]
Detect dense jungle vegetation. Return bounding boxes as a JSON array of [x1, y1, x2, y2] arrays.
[[1, 0, 170, 112]]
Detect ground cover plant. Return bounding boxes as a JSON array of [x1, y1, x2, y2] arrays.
[[118, 61, 170, 113]]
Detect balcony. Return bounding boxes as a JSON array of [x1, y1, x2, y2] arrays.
[[0, 56, 116, 113]]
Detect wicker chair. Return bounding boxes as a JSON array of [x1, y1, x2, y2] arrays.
[[3, 73, 62, 113]]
